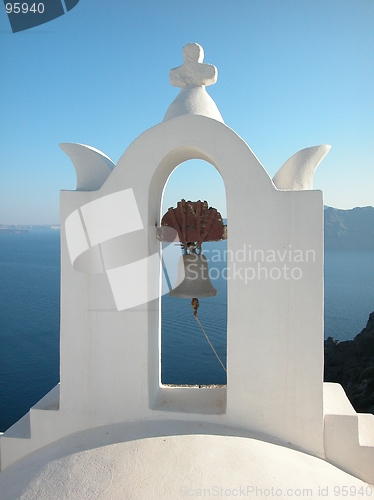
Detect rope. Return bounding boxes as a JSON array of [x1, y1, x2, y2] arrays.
[[162, 257, 172, 292], [194, 313, 227, 374]]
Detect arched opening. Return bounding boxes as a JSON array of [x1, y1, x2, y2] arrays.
[[160, 159, 227, 386]]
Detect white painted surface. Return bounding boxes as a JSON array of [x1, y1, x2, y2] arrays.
[[164, 43, 223, 122], [0, 426, 371, 500], [323, 382, 356, 416], [80, 189, 143, 246], [324, 383, 374, 484], [169, 43, 217, 87], [164, 85, 224, 122], [273, 144, 331, 190], [64, 209, 89, 265], [106, 252, 160, 310], [60, 143, 115, 191], [1, 114, 326, 467]]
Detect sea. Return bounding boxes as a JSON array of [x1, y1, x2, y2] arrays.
[[0, 229, 373, 432]]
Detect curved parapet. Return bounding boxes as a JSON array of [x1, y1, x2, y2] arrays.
[[273, 145, 331, 190], [60, 143, 115, 191]]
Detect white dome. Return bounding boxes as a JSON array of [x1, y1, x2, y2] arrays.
[[0, 422, 370, 499]]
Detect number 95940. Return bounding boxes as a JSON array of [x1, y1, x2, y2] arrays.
[[5, 3, 45, 14]]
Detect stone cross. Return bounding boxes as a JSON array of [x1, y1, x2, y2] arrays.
[[169, 43, 217, 88]]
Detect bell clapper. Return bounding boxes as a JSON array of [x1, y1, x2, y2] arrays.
[[191, 297, 199, 317]]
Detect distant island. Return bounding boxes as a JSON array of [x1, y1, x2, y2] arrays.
[[0, 224, 60, 234], [324, 206, 374, 249], [0, 228, 29, 234]]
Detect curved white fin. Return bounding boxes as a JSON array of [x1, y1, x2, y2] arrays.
[[273, 145, 331, 190], [60, 143, 115, 191]]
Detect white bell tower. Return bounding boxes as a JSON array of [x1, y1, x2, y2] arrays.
[[1, 43, 373, 487]]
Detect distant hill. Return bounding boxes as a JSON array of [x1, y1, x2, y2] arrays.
[[0, 224, 59, 232], [324, 206, 374, 249]]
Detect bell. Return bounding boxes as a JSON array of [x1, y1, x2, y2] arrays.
[[169, 252, 218, 298]]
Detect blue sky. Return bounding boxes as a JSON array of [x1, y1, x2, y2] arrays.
[[0, 0, 373, 224]]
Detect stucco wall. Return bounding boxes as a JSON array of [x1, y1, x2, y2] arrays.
[[56, 114, 324, 455]]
